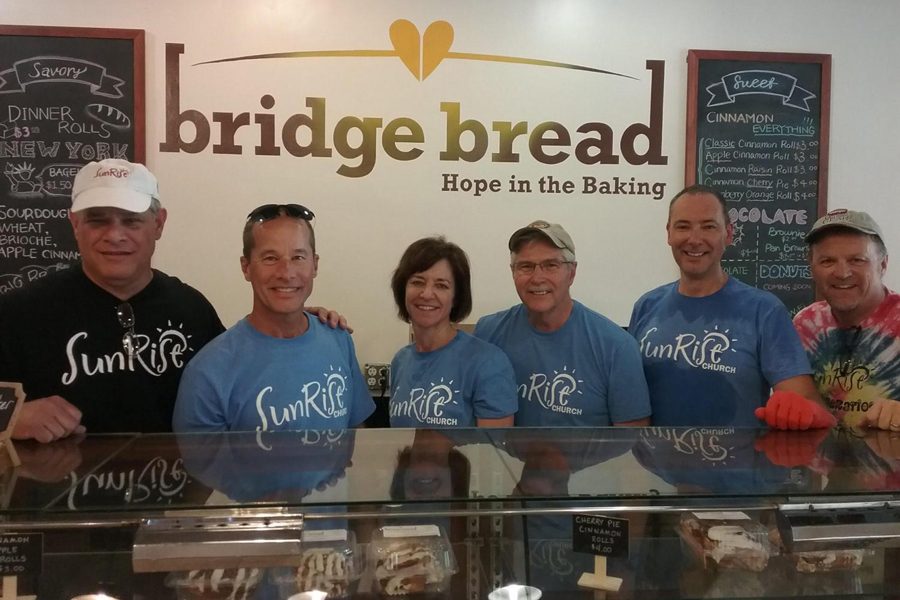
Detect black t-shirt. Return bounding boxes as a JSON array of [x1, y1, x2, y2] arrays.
[[0, 266, 224, 433]]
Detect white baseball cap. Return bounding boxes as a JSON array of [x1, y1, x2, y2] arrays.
[[71, 159, 159, 213]]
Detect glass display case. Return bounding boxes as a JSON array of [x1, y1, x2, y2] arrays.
[[0, 426, 897, 599]]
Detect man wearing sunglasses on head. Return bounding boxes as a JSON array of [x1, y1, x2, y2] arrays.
[[474, 220, 651, 427], [172, 204, 374, 432], [0, 159, 225, 442]]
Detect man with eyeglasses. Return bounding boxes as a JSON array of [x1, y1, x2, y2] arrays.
[[628, 185, 832, 429], [0, 159, 224, 442], [474, 220, 651, 426], [794, 209, 900, 431], [172, 204, 374, 432]]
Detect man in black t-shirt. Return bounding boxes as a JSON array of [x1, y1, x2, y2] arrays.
[[0, 159, 224, 441]]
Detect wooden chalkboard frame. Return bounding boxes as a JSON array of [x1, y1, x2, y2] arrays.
[[0, 24, 145, 162], [685, 49, 830, 215]]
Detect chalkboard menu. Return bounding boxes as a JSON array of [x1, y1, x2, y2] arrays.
[[0, 25, 144, 295], [686, 50, 830, 316]]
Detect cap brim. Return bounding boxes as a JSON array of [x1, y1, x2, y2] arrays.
[[805, 223, 880, 243], [71, 187, 153, 213], [509, 226, 563, 250], [508, 226, 534, 250]]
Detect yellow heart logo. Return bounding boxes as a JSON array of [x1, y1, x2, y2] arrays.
[[390, 19, 454, 81]]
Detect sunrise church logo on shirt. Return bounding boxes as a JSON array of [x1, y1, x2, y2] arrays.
[[255, 365, 349, 431], [638, 326, 739, 374], [519, 366, 584, 416], [390, 377, 461, 426], [640, 427, 736, 465], [62, 324, 193, 385]]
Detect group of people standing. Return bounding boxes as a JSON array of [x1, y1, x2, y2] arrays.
[[1, 159, 897, 443]]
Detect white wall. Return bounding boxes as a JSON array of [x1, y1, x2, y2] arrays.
[[5, 0, 899, 366]]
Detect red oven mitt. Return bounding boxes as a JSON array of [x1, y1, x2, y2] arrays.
[[754, 390, 837, 430]]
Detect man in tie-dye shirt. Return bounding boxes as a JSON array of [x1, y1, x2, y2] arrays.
[[794, 209, 900, 431]]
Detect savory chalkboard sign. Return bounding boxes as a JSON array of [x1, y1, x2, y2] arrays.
[[686, 50, 830, 316], [0, 25, 144, 296]]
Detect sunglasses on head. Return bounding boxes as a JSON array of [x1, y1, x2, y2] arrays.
[[246, 204, 315, 222]]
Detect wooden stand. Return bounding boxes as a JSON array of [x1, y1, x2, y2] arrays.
[[0, 383, 25, 471], [577, 555, 622, 592], [1, 576, 36, 600], [0, 440, 20, 470]]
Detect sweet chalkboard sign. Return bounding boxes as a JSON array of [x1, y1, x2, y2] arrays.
[[0, 25, 144, 295], [686, 51, 830, 316]]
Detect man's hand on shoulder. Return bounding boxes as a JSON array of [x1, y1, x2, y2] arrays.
[[862, 398, 900, 431], [12, 395, 86, 443], [307, 306, 352, 333]]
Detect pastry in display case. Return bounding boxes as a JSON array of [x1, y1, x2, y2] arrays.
[[678, 511, 772, 571], [166, 568, 261, 599], [789, 548, 869, 573], [765, 512, 875, 574], [370, 525, 457, 596], [273, 529, 360, 598]]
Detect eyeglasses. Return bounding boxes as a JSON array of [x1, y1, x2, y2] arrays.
[[116, 302, 136, 359], [246, 204, 315, 222], [512, 259, 573, 276]]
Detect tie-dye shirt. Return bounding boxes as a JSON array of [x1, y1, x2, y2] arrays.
[[793, 290, 900, 426]]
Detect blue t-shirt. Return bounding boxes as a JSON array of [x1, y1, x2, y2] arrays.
[[389, 330, 517, 427], [173, 316, 374, 432], [474, 301, 651, 426], [628, 278, 813, 426]]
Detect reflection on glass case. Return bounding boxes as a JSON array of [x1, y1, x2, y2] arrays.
[[0, 427, 897, 599]]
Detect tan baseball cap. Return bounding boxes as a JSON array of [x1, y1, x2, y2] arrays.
[[805, 209, 884, 243], [508, 220, 576, 262]]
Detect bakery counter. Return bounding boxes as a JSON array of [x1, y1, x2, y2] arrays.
[[0, 426, 897, 599]]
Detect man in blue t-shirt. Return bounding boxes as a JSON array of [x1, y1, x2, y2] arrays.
[[474, 220, 651, 426], [628, 185, 832, 429], [173, 204, 373, 432]]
